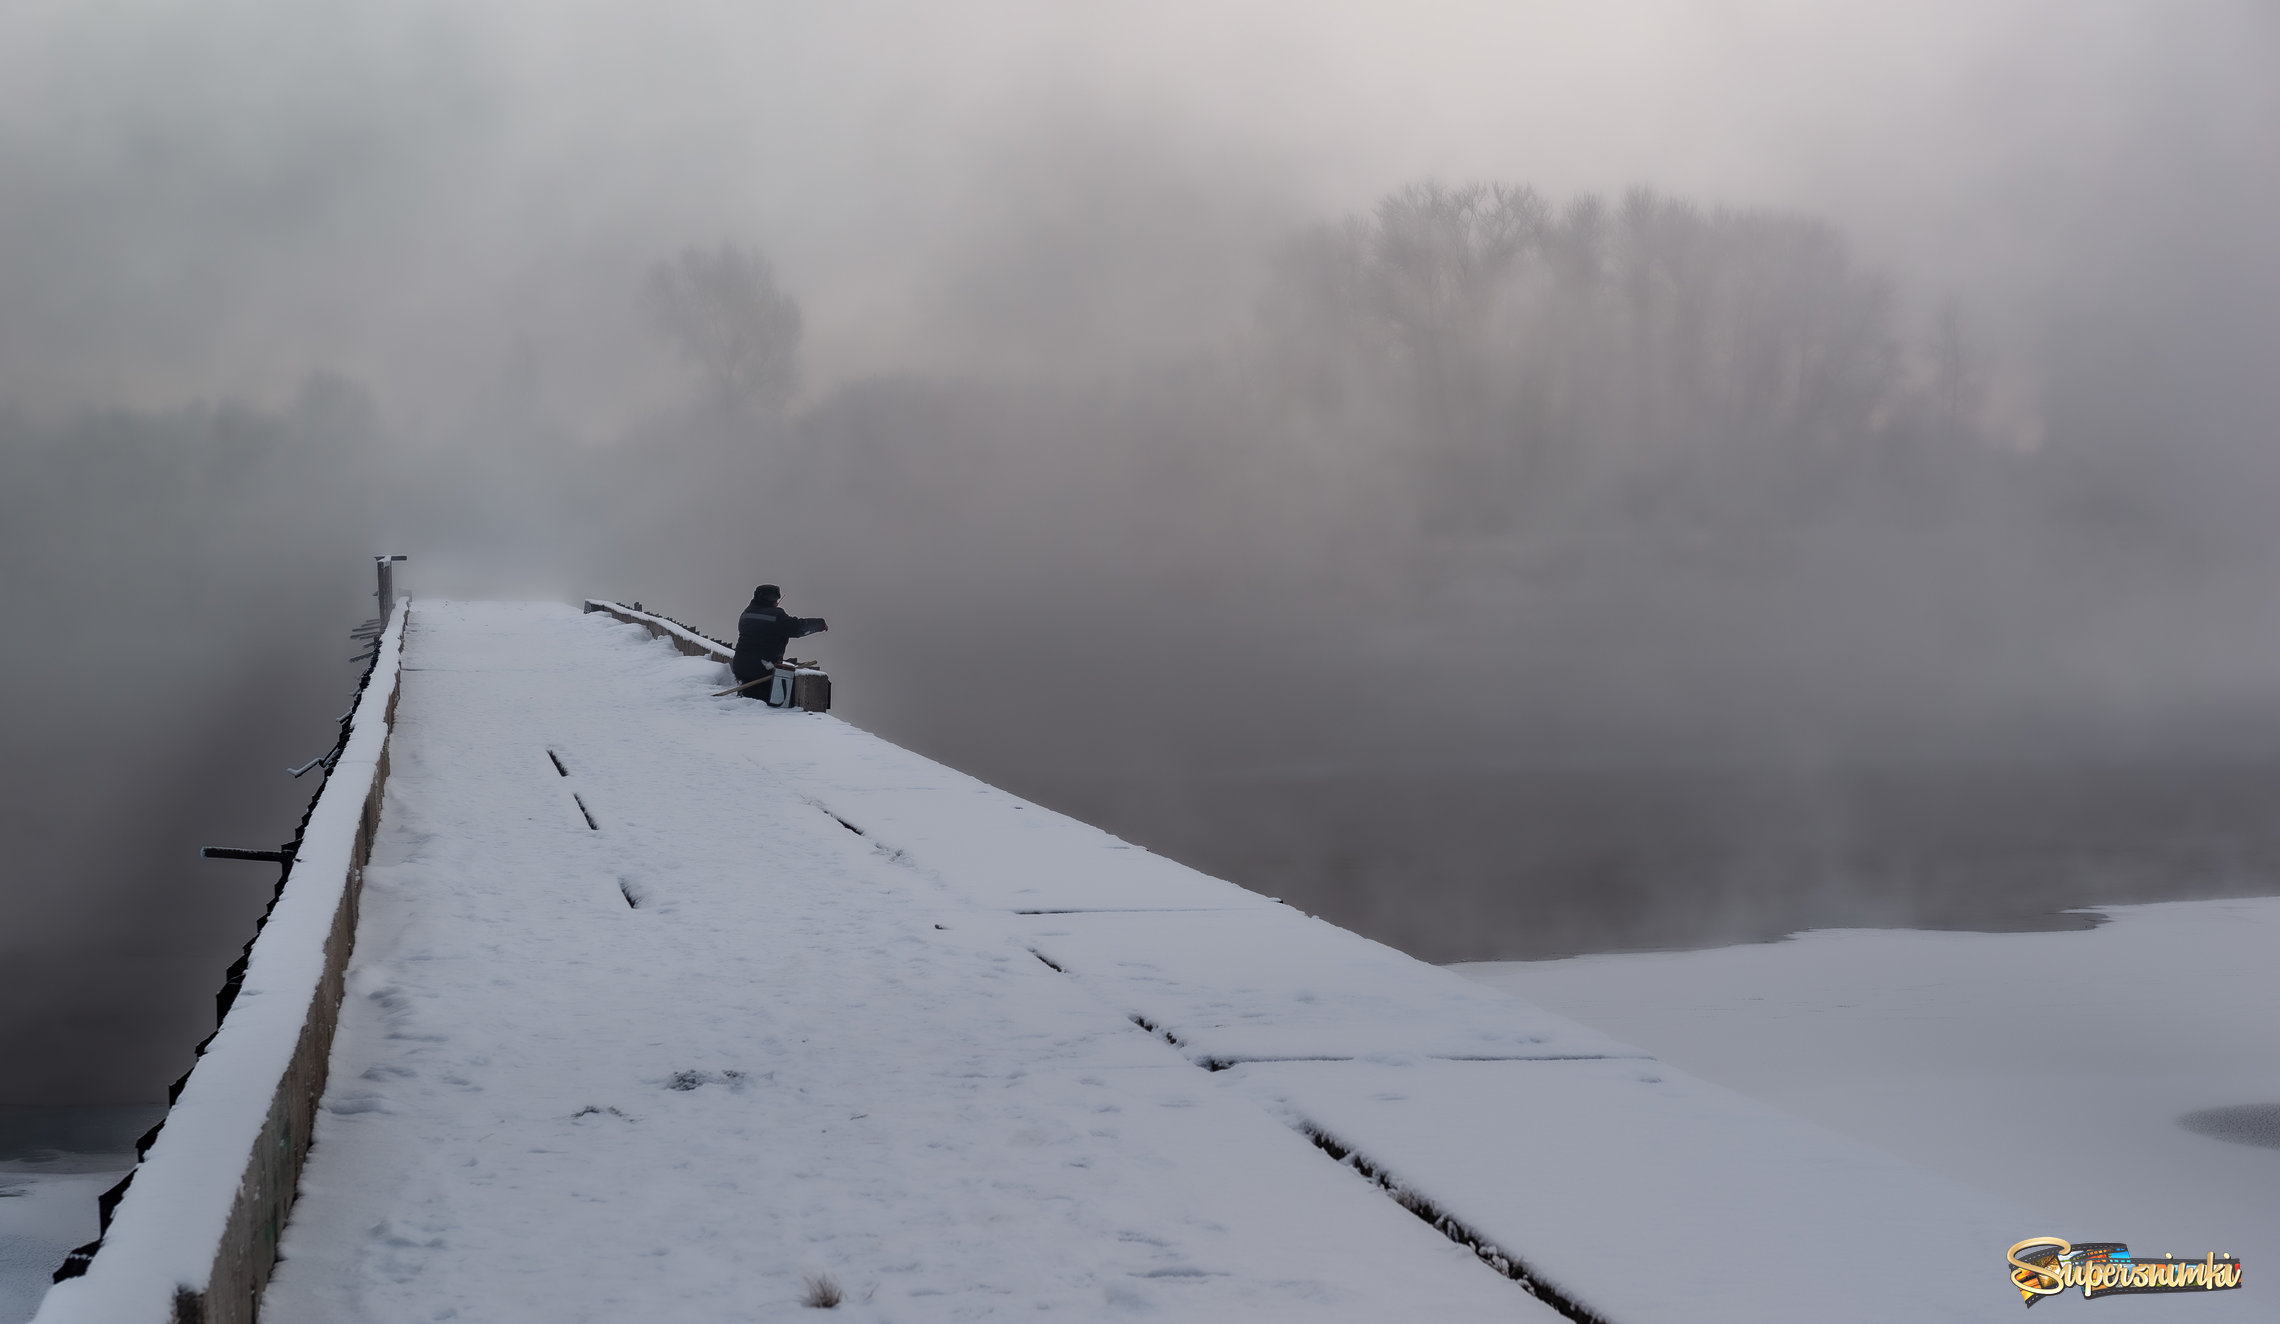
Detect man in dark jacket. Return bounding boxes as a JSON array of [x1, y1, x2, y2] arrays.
[[732, 584, 827, 694]]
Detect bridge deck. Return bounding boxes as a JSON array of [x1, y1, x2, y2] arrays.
[[261, 601, 2047, 1322]]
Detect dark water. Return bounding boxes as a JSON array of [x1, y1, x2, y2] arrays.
[[1033, 758, 2280, 963], [16, 715, 2280, 1111], [0, 1105, 162, 1169]]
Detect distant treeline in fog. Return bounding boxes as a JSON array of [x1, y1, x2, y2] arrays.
[[7, 178, 2268, 774]]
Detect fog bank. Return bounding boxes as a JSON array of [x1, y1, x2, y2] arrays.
[[3, 0, 2276, 1100]]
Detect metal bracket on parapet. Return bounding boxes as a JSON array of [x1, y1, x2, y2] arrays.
[[200, 847, 291, 864]]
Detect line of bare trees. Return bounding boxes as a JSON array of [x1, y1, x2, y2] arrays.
[[633, 182, 2011, 593], [1255, 183, 1989, 552]]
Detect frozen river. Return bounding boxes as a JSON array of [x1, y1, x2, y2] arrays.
[[1457, 897, 2280, 1286]]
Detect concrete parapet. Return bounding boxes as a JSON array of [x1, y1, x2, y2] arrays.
[[33, 603, 408, 1324]]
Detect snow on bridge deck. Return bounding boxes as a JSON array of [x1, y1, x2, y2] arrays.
[[261, 601, 2046, 1322]]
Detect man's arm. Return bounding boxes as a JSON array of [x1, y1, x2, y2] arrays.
[[789, 615, 828, 639]]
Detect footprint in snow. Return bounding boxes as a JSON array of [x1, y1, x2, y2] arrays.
[[664, 1068, 751, 1091]]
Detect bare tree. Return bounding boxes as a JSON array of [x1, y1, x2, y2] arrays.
[[644, 243, 802, 418], [1370, 184, 1545, 443], [1260, 180, 1952, 543]]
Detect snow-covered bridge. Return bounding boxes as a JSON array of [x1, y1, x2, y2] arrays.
[[42, 600, 2079, 1321]]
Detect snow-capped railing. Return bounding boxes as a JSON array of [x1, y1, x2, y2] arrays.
[[582, 598, 734, 663], [583, 599, 830, 711], [34, 601, 410, 1324]]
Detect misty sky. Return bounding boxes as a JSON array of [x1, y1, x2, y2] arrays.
[[3, 1, 2278, 1104], [3, 1, 2271, 420]]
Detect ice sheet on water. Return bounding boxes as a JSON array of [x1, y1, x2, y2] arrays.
[[0, 1105, 159, 1324], [1455, 896, 2280, 1320]]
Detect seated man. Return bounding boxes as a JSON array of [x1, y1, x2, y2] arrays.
[[731, 584, 827, 697]]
